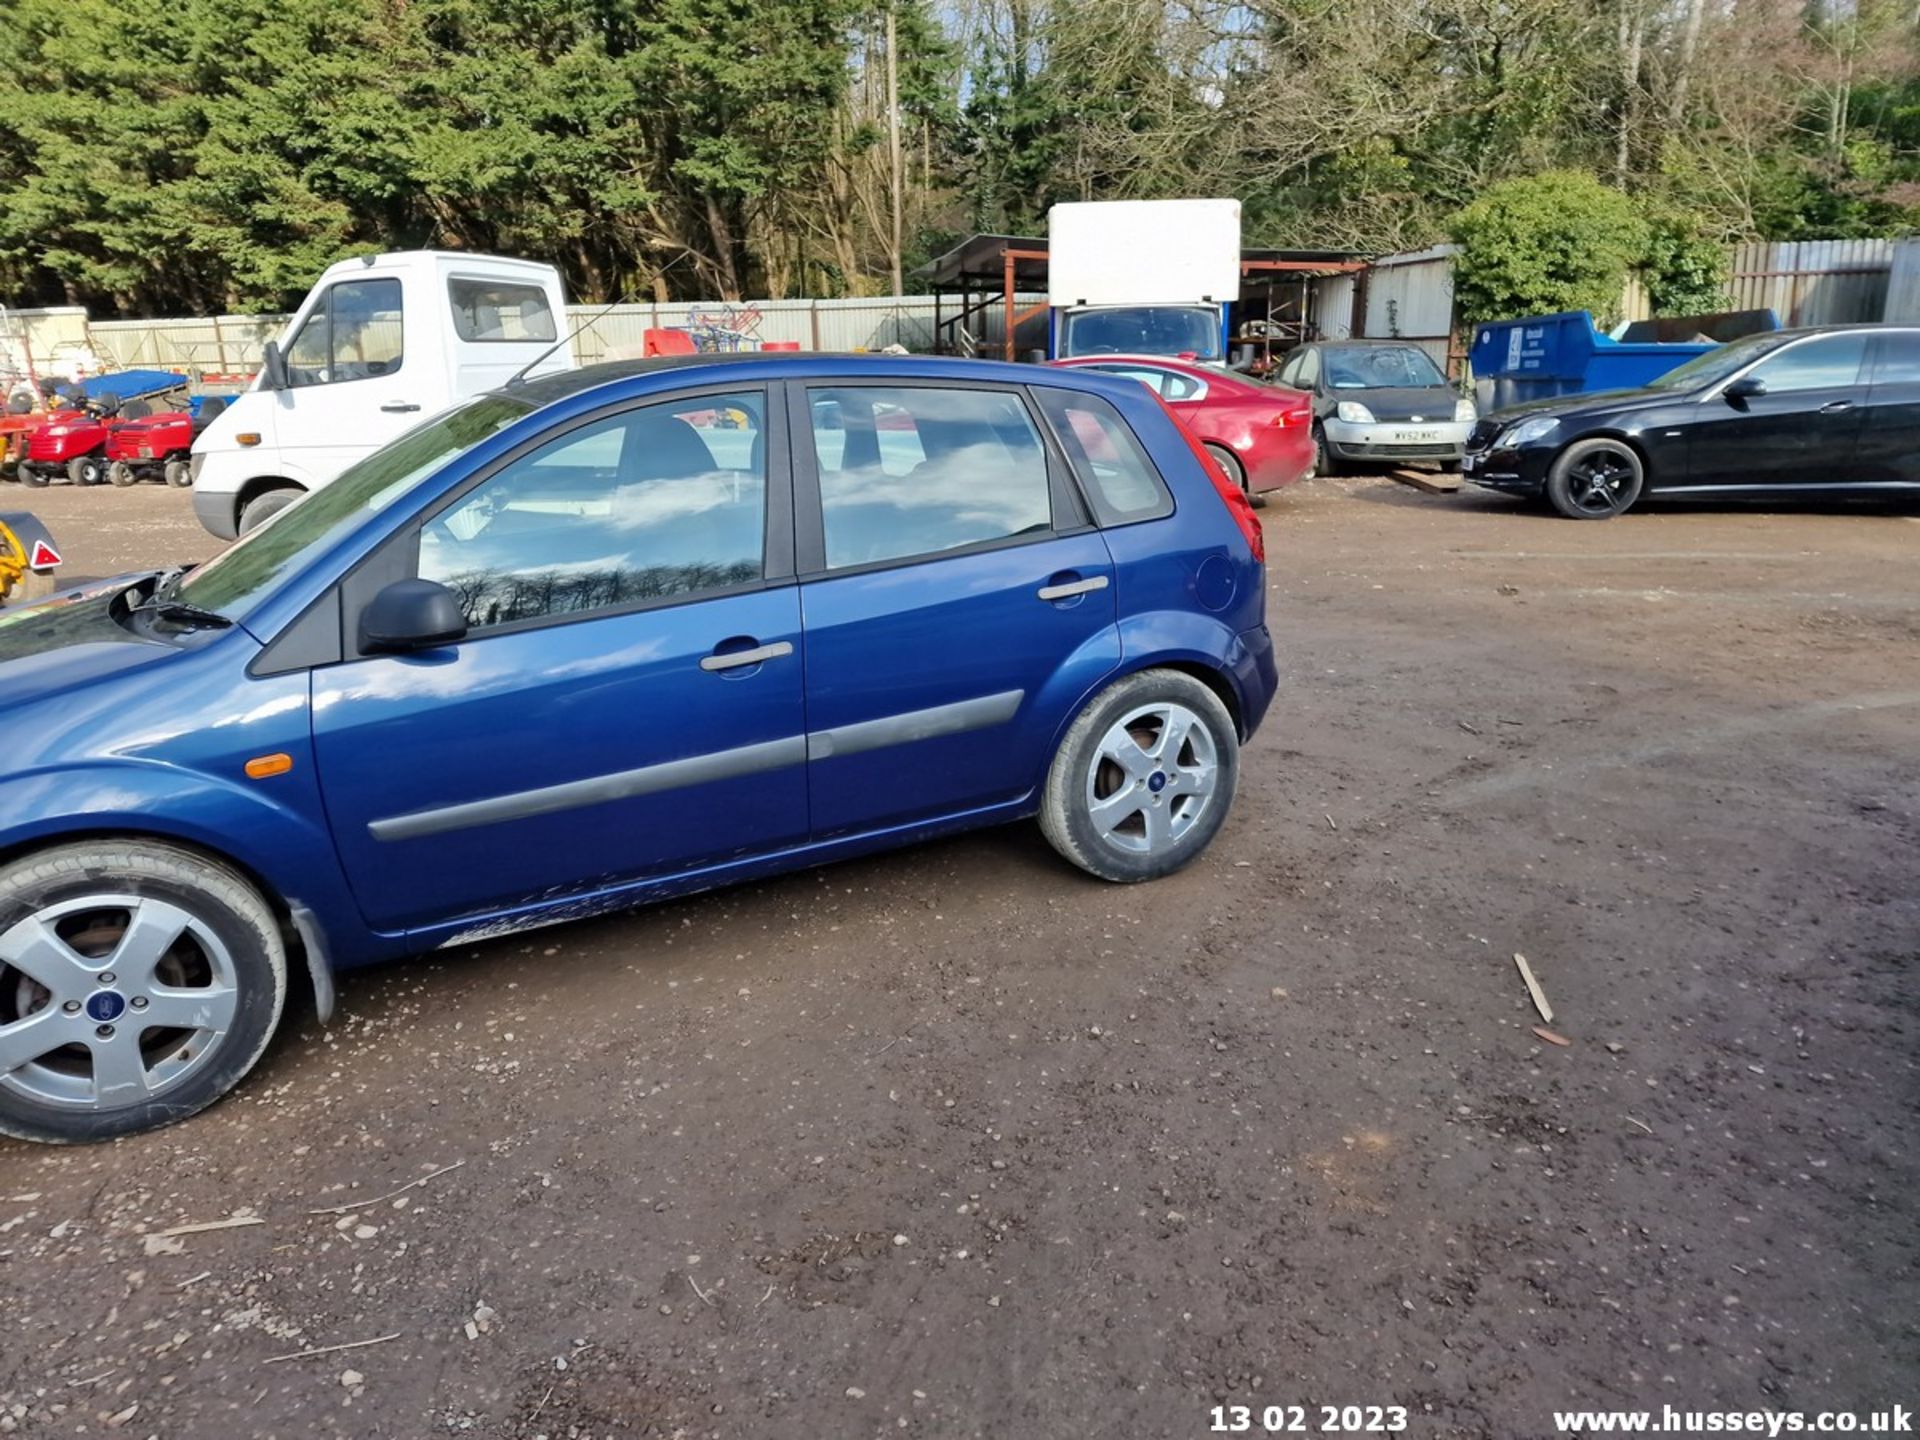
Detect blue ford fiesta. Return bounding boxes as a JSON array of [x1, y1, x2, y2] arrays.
[[0, 355, 1276, 1142]]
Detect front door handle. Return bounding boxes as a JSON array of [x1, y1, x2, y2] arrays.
[[1037, 575, 1110, 602], [380, 401, 422, 414], [700, 640, 794, 672], [1820, 400, 1853, 414]]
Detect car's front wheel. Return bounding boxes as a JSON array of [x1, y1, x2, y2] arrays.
[[1040, 669, 1240, 883], [1546, 438, 1644, 519], [0, 841, 288, 1144], [238, 485, 303, 534]]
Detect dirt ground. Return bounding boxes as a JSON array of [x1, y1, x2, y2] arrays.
[[1, 476, 1915, 1440]]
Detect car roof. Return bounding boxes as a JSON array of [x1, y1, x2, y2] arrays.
[[497, 352, 1150, 411]]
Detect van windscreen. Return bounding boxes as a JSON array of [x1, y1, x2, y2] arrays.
[[449, 278, 559, 344]]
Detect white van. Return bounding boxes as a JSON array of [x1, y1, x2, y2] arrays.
[[191, 251, 573, 538]]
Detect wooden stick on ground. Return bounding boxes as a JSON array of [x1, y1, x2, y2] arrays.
[[1513, 953, 1553, 1024]]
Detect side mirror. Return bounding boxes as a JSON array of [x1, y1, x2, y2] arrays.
[[360, 579, 468, 653], [1723, 374, 1767, 402], [260, 340, 290, 392]]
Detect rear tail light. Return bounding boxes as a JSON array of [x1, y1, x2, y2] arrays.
[[1151, 395, 1264, 565], [1270, 405, 1312, 428]]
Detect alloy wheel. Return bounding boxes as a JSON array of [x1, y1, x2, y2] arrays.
[[1083, 702, 1219, 855], [0, 895, 240, 1111]]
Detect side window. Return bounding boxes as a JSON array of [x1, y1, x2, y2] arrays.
[[1156, 369, 1207, 401], [449, 278, 558, 343], [418, 391, 766, 630], [1032, 388, 1174, 528], [808, 386, 1052, 570], [1872, 333, 1920, 385], [286, 279, 404, 388], [1087, 365, 1169, 396], [1294, 349, 1321, 388], [1745, 335, 1869, 393]]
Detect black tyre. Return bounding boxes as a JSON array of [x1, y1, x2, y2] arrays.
[[1440, 458, 1462, 475], [17, 463, 47, 488], [0, 840, 288, 1144], [68, 456, 104, 487], [1546, 438, 1643, 520], [1039, 669, 1240, 883], [1311, 426, 1342, 478], [238, 485, 302, 534], [1204, 442, 1265, 509], [107, 460, 138, 487], [164, 458, 193, 488]]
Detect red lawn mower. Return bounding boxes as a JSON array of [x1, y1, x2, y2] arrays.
[[104, 396, 226, 487], [15, 383, 148, 488]]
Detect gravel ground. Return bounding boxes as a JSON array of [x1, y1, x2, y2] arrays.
[[0, 475, 1915, 1439]]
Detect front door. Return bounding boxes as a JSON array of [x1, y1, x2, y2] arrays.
[[793, 381, 1120, 839], [312, 387, 807, 933], [1681, 332, 1870, 490], [273, 274, 425, 487]]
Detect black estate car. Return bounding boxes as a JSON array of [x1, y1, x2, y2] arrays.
[[1463, 324, 1920, 519]]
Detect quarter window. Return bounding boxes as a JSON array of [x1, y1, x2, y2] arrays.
[[1743, 335, 1869, 393], [284, 278, 404, 387], [418, 392, 766, 630], [448, 278, 558, 343], [1032, 388, 1174, 527], [808, 386, 1053, 570]]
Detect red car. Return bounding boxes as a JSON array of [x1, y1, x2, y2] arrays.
[[1050, 354, 1314, 498]]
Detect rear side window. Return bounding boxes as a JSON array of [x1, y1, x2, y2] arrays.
[[1032, 388, 1173, 528], [449, 278, 559, 343], [1745, 335, 1869, 393], [1872, 332, 1920, 385], [808, 386, 1052, 570]]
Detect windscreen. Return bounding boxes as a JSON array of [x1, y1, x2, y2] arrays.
[[1324, 347, 1447, 389], [1060, 306, 1224, 362]]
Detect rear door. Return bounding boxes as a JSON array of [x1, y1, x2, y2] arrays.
[[792, 379, 1120, 839], [1854, 330, 1920, 487], [1681, 333, 1870, 489]]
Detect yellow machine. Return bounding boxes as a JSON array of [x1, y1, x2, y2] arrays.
[[0, 512, 61, 606]]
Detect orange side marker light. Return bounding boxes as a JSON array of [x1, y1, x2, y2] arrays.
[[245, 753, 294, 780]]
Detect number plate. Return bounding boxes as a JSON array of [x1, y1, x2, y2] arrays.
[[1398, 428, 1441, 444]]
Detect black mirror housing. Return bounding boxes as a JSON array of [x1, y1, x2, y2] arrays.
[[360, 579, 468, 653], [1724, 374, 1767, 401], [261, 340, 290, 392]]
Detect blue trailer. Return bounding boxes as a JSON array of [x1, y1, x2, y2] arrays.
[[1470, 310, 1778, 411]]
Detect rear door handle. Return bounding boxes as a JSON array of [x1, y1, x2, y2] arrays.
[[700, 640, 793, 672], [1820, 400, 1853, 414], [1036, 575, 1110, 602], [380, 401, 422, 414]]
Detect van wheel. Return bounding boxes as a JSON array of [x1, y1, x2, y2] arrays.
[[107, 461, 138, 487], [0, 840, 288, 1144], [1546, 439, 1643, 519], [1040, 669, 1240, 883], [238, 486, 302, 534]]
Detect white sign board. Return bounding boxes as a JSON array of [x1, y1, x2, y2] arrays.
[[1047, 199, 1243, 308]]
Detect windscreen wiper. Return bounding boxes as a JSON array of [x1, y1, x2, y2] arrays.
[[129, 568, 233, 630]]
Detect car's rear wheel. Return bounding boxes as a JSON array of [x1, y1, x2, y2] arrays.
[[1203, 443, 1264, 510], [1040, 669, 1239, 883], [0, 841, 287, 1144], [238, 485, 302, 534], [1546, 438, 1643, 520]]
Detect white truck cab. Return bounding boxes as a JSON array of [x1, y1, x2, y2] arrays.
[[192, 251, 573, 538]]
